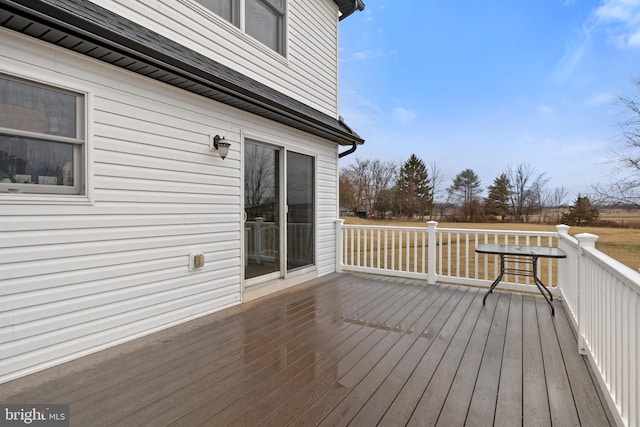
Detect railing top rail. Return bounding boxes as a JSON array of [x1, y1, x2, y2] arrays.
[[341, 224, 429, 232], [582, 246, 640, 295], [340, 223, 558, 238], [557, 231, 579, 248], [435, 227, 557, 237]]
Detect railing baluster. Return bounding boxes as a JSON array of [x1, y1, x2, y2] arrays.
[[384, 229, 388, 270], [438, 232, 443, 276], [465, 233, 470, 278], [356, 228, 361, 267], [375, 229, 380, 269], [413, 231, 418, 273], [405, 229, 410, 272], [362, 228, 367, 267], [391, 230, 395, 270], [454, 232, 460, 277], [399, 230, 404, 271]]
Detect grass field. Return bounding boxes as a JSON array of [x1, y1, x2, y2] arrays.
[[342, 217, 640, 272]]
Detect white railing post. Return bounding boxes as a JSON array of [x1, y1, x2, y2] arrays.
[[335, 219, 344, 273], [575, 232, 599, 355], [427, 221, 438, 284]]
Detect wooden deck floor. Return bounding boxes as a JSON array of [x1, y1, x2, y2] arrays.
[[0, 273, 613, 426]]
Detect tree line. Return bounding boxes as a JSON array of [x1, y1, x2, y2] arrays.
[[341, 78, 640, 223], [340, 156, 598, 224]]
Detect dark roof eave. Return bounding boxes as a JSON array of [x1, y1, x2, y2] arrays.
[[0, 0, 364, 146], [335, 0, 366, 21]]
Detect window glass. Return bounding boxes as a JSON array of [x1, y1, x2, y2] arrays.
[[287, 151, 314, 271], [0, 136, 74, 186], [0, 75, 84, 194], [246, 0, 283, 53], [0, 77, 77, 138], [194, 0, 285, 55], [195, 0, 237, 26], [245, 142, 280, 280]]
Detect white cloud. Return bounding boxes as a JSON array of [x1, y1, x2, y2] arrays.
[[340, 49, 395, 62], [553, 24, 593, 82], [585, 91, 616, 106], [554, 0, 640, 81], [392, 107, 417, 124], [595, 0, 640, 21], [363, 8, 374, 21], [594, 0, 640, 48]]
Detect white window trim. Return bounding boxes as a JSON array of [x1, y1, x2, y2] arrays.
[[182, 0, 289, 61], [0, 68, 94, 205]]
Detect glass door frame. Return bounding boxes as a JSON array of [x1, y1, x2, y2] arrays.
[[242, 136, 318, 288], [243, 139, 284, 287], [285, 150, 317, 274]]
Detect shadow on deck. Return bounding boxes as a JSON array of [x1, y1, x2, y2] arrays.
[[0, 273, 613, 426]]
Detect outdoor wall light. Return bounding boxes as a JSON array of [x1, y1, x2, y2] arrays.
[[211, 134, 231, 160]]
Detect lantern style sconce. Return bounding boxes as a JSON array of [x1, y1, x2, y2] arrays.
[[210, 134, 231, 160]]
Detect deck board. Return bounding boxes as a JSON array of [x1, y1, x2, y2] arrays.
[[446, 291, 507, 426], [0, 273, 613, 426], [494, 293, 524, 426]]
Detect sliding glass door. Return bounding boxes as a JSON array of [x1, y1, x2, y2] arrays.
[[244, 142, 315, 282]]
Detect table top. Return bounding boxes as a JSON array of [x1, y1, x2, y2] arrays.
[[475, 244, 566, 258]]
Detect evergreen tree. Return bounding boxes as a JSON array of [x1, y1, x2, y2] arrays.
[[395, 154, 431, 218], [448, 169, 482, 221], [484, 173, 511, 221], [561, 195, 599, 226]]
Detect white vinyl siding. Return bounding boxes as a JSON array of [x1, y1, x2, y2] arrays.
[[0, 27, 339, 382], [316, 150, 339, 276], [89, 0, 339, 118]]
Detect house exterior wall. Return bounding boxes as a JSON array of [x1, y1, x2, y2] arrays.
[[90, 0, 340, 118], [0, 23, 339, 383]]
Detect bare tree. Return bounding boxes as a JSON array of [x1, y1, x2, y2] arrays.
[[369, 159, 399, 218], [548, 186, 569, 224], [339, 158, 398, 218], [506, 163, 549, 223], [428, 162, 443, 220], [245, 144, 277, 218], [592, 78, 640, 206]]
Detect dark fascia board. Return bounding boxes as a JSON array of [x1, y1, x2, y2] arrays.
[[0, 0, 364, 146], [335, 0, 366, 21]]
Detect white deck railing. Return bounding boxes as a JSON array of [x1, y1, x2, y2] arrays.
[[335, 219, 639, 427], [557, 228, 640, 427], [336, 220, 559, 295]]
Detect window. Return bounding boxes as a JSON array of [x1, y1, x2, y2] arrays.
[[195, 0, 286, 55], [0, 75, 85, 195], [196, 0, 238, 25]]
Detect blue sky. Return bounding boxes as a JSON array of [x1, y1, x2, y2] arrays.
[[337, 0, 640, 200]]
